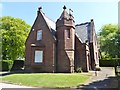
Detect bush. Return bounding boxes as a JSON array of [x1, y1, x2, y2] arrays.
[[0, 60, 14, 71], [76, 67, 82, 73], [11, 60, 24, 71], [100, 58, 120, 67], [101, 58, 120, 61]]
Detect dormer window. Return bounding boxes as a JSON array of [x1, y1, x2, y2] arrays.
[[37, 30, 42, 40]]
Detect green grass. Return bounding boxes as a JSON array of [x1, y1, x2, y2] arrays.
[[1, 73, 91, 88]]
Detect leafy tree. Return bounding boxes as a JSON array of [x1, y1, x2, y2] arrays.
[[114, 26, 120, 57], [98, 24, 120, 58], [1, 16, 31, 60]]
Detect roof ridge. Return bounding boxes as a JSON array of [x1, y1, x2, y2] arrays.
[[41, 11, 56, 30], [41, 11, 55, 23], [76, 22, 90, 26]]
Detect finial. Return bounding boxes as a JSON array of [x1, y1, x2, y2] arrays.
[[91, 19, 93, 22], [63, 5, 66, 10], [69, 9, 73, 16], [38, 6, 42, 11]]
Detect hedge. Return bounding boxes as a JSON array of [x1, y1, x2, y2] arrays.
[[0, 60, 14, 71], [101, 58, 120, 61], [11, 60, 24, 71], [100, 58, 120, 67]]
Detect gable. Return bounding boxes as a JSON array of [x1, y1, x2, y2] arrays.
[[75, 21, 96, 44], [41, 11, 56, 40], [25, 10, 56, 45]]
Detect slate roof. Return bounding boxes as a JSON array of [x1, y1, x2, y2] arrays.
[[40, 9, 94, 43], [75, 22, 91, 43], [41, 11, 56, 40]]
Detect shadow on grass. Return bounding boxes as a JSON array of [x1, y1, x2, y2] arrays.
[[0, 70, 32, 76], [76, 76, 119, 90], [0, 72, 14, 76]]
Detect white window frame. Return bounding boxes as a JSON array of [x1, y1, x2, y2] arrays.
[[37, 30, 42, 40], [34, 50, 43, 63]]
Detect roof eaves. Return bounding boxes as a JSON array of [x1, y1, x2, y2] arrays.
[[40, 11, 56, 41], [75, 33, 83, 43]]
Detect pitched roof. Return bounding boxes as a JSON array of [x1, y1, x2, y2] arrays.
[[40, 11, 56, 40], [75, 22, 90, 43], [41, 12, 56, 30], [75, 33, 83, 43], [59, 9, 70, 20]]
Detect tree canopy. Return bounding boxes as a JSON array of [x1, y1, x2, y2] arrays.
[[98, 24, 120, 58], [1, 16, 31, 60]]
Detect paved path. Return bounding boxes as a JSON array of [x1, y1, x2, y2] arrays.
[[76, 67, 119, 89], [0, 83, 34, 89]]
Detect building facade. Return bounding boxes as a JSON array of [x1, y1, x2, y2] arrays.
[[25, 6, 99, 73]]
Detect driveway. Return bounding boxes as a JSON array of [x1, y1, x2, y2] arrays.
[[76, 67, 119, 89]]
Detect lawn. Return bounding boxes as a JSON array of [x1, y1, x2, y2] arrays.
[[1, 73, 91, 88]]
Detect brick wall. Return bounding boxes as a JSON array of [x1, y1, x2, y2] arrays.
[[25, 12, 56, 73]]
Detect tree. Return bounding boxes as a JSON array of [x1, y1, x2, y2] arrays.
[[1, 16, 31, 60], [98, 24, 120, 58], [114, 26, 120, 57]]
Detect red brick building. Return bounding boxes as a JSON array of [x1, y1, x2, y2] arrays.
[[25, 6, 99, 73]]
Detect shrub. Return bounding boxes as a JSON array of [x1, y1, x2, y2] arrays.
[[76, 67, 82, 73], [101, 58, 120, 61], [100, 58, 120, 67], [11, 60, 24, 71], [0, 60, 14, 71]]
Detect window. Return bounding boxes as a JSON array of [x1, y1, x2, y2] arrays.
[[65, 29, 70, 38], [35, 50, 43, 63], [37, 30, 42, 40]]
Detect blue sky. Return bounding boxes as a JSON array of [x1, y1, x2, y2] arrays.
[[1, 2, 118, 33]]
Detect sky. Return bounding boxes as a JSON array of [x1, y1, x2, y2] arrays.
[[1, 1, 119, 33]]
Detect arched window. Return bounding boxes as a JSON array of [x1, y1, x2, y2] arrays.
[[37, 30, 42, 40]]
